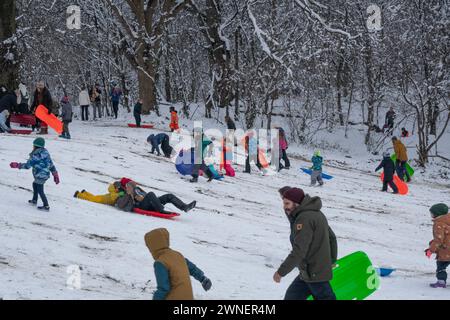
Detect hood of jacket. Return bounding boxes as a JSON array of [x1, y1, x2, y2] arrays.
[[291, 195, 322, 219], [145, 228, 170, 260]]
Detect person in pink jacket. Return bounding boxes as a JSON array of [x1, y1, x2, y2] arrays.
[[277, 127, 290, 171]]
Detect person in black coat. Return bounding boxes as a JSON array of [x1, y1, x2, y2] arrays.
[[0, 90, 19, 130], [225, 115, 236, 130], [0, 91, 18, 114], [31, 81, 53, 134], [133, 99, 143, 127], [375, 152, 398, 194]]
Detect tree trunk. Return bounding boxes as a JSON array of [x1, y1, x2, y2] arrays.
[[336, 56, 345, 126], [0, 0, 18, 90], [138, 65, 157, 114]]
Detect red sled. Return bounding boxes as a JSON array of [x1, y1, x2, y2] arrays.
[[10, 129, 32, 135], [133, 208, 180, 219], [10, 114, 37, 126], [35, 105, 63, 134], [380, 173, 408, 195], [128, 124, 154, 129]]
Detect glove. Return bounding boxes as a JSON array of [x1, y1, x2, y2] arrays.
[[201, 277, 212, 291], [10, 162, 19, 169], [53, 172, 60, 185], [425, 249, 432, 258], [118, 191, 125, 197]]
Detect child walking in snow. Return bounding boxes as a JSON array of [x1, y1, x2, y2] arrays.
[[9, 138, 59, 211], [425, 203, 450, 288], [144, 228, 212, 300], [310, 150, 324, 186], [375, 151, 398, 194], [59, 95, 72, 139]]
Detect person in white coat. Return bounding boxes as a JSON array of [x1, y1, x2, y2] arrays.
[[79, 85, 91, 121]]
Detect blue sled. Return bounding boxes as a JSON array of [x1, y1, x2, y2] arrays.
[[300, 168, 334, 180], [376, 267, 396, 277]]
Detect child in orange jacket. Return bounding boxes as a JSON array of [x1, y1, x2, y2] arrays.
[[169, 106, 179, 132]]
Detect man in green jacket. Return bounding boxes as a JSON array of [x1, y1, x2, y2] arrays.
[[274, 187, 337, 300]]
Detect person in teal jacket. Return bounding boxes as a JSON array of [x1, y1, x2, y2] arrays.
[[190, 131, 214, 183], [310, 150, 324, 186]]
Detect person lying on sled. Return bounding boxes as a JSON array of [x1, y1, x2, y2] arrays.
[[116, 180, 196, 215]]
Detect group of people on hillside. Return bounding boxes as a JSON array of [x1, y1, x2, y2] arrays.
[[5, 99, 449, 300], [375, 136, 412, 194], [79, 81, 123, 121], [0, 81, 71, 136]]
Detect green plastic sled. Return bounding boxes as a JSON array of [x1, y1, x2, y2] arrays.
[[308, 251, 380, 300], [391, 154, 415, 178]]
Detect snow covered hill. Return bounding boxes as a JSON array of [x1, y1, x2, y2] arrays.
[[0, 114, 449, 300]]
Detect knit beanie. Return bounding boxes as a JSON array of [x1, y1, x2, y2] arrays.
[[278, 186, 291, 196], [429, 203, 449, 217], [33, 137, 45, 148], [120, 177, 133, 188], [283, 188, 305, 204]]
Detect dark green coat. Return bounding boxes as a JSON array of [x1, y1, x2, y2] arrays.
[[278, 195, 337, 283]]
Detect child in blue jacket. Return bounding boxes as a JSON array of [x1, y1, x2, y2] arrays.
[[10, 138, 59, 211]]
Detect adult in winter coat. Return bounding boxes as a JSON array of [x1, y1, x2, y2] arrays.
[[224, 115, 238, 146], [145, 228, 212, 300], [59, 95, 73, 139], [109, 85, 122, 119], [274, 188, 337, 300], [79, 86, 91, 121], [425, 203, 450, 288], [224, 115, 236, 131], [244, 131, 263, 174], [384, 107, 396, 134], [9, 138, 59, 211], [18, 82, 30, 106], [116, 180, 197, 214], [31, 81, 53, 134], [0, 85, 7, 99], [169, 106, 179, 132], [74, 181, 124, 206], [392, 137, 410, 182], [133, 99, 143, 127], [89, 83, 102, 119], [147, 133, 173, 158], [0, 91, 18, 132], [375, 152, 398, 194]]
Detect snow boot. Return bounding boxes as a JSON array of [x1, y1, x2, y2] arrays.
[[430, 281, 446, 288], [74, 191, 79, 198], [184, 201, 197, 212], [37, 205, 50, 211], [28, 200, 37, 205], [37, 127, 48, 135], [190, 177, 198, 183]]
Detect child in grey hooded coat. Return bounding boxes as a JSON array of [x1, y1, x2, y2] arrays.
[[60, 95, 72, 139]]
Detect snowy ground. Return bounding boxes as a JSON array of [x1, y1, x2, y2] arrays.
[[0, 109, 449, 300]]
